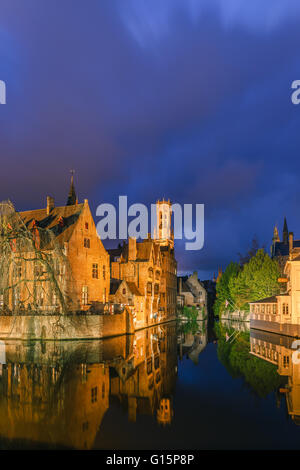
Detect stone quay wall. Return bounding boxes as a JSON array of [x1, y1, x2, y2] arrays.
[[0, 311, 135, 341], [250, 318, 300, 338]]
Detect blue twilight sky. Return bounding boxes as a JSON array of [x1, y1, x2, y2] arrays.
[[0, 0, 300, 279]]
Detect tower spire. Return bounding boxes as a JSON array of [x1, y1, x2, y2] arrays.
[[66, 170, 77, 206], [273, 224, 280, 243], [283, 217, 288, 244]]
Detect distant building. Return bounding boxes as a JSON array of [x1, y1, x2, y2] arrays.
[[271, 217, 300, 270], [177, 272, 207, 315]]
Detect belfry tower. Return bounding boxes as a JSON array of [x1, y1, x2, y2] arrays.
[[154, 199, 174, 248]]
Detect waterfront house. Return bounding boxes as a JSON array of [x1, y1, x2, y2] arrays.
[[251, 231, 300, 337], [0, 176, 110, 313]]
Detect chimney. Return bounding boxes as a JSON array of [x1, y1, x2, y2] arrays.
[[128, 237, 137, 261], [289, 232, 294, 259], [46, 196, 55, 215]]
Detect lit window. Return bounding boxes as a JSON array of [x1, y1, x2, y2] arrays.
[[283, 356, 290, 368], [82, 286, 88, 305], [85, 222, 89, 230], [91, 387, 98, 403], [283, 303, 289, 315], [92, 264, 98, 279]]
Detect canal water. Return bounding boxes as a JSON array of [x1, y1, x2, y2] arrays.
[[0, 320, 300, 450]]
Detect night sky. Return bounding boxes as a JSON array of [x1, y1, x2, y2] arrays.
[[1, 0, 300, 278]]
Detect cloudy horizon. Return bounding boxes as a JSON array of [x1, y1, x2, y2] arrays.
[[1, 0, 300, 278]]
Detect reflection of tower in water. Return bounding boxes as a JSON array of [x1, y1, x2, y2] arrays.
[[156, 398, 173, 425], [109, 323, 177, 424]]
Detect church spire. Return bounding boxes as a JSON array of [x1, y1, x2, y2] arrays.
[[283, 217, 288, 244], [273, 224, 280, 243], [66, 170, 77, 206]]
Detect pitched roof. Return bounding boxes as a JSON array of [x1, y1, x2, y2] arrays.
[[109, 238, 160, 264], [108, 246, 123, 262], [19, 203, 84, 248], [136, 241, 152, 261], [110, 279, 143, 296], [110, 278, 122, 295], [250, 295, 279, 304], [272, 239, 300, 257], [125, 281, 143, 296]]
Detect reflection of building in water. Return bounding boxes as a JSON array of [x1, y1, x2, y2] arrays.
[[220, 319, 250, 333], [178, 324, 208, 365], [110, 323, 177, 423], [0, 339, 120, 449], [250, 329, 300, 424], [0, 323, 177, 449]]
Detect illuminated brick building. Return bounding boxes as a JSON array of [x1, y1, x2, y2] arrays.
[[109, 200, 177, 328], [0, 176, 110, 312]]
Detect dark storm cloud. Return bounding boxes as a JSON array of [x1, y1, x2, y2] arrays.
[[0, 0, 300, 277]]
